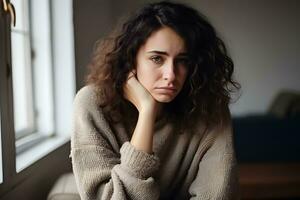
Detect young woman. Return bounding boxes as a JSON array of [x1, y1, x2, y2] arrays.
[[71, 1, 240, 199]]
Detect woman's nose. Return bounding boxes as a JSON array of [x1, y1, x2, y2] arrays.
[[162, 62, 176, 82]]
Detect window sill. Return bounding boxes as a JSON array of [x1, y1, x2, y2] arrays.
[[16, 135, 70, 173]]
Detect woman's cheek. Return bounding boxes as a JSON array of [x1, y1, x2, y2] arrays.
[[136, 71, 150, 90]]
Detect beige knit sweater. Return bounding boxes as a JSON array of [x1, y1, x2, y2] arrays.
[[70, 85, 239, 200]]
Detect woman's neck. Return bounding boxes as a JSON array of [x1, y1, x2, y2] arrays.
[[155, 103, 165, 122]]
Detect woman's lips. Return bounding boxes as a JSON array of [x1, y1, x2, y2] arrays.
[[155, 87, 177, 94]]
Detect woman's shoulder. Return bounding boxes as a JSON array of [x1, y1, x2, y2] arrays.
[[73, 84, 103, 112]]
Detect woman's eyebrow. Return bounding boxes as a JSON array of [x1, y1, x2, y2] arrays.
[[146, 50, 188, 57]]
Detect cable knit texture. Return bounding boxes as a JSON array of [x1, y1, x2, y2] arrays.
[[70, 85, 240, 200]]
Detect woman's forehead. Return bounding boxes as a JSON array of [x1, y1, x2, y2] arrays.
[[141, 27, 186, 56]]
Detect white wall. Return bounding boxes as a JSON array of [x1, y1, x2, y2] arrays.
[[74, 0, 300, 116], [74, 0, 115, 90], [183, 0, 300, 116]]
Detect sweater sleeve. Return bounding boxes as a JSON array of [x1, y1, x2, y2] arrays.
[[70, 86, 160, 200], [188, 114, 240, 199]]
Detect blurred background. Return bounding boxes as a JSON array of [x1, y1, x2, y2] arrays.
[[0, 0, 299, 199]]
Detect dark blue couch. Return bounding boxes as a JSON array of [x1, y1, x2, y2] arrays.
[[233, 115, 300, 163]]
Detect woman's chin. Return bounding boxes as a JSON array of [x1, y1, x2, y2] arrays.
[[153, 94, 176, 103]]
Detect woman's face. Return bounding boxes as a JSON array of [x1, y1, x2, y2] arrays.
[[135, 27, 189, 103]]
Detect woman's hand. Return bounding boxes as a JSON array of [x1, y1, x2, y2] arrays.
[[124, 70, 158, 153], [123, 70, 158, 114]]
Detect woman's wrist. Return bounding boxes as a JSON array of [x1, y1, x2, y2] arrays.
[[139, 106, 156, 117], [129, 94, 160, 153], [139, 101, 158, 117], [131, 108, 155, 153]]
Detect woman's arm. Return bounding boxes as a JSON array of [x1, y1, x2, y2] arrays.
[[188, 110, 240, 199], [71, 85, 160, 200], [130, 108, 156, 153], [123, 71, 160, 153]]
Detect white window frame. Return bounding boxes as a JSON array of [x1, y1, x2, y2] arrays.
[[10, 0, 36, 141], [11, 0, 55, 155], [0, 0, 75, 191]]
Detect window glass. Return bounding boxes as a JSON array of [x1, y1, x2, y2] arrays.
[[11, 0, 36, 139]]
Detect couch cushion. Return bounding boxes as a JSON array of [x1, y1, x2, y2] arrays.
[[47, 173, 80, 200], [233, 115, 300, 162]]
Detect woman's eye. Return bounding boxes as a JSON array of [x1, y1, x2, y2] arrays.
[[150, 56, 163, 64]]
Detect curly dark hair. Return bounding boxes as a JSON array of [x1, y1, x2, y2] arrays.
[[86, 1, 240, 129]]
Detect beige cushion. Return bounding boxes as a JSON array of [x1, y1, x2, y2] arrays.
[[47, 173, 80, 200]]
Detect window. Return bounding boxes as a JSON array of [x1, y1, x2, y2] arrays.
[[11, 0, 56, 154], [0, 0, 75, 188], [11, 0, 36, 140]]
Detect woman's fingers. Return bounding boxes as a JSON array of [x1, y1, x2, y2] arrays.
[[127, 71, 136, 80], [123, 71, 139, 107], [124, 70, 149, 110]]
